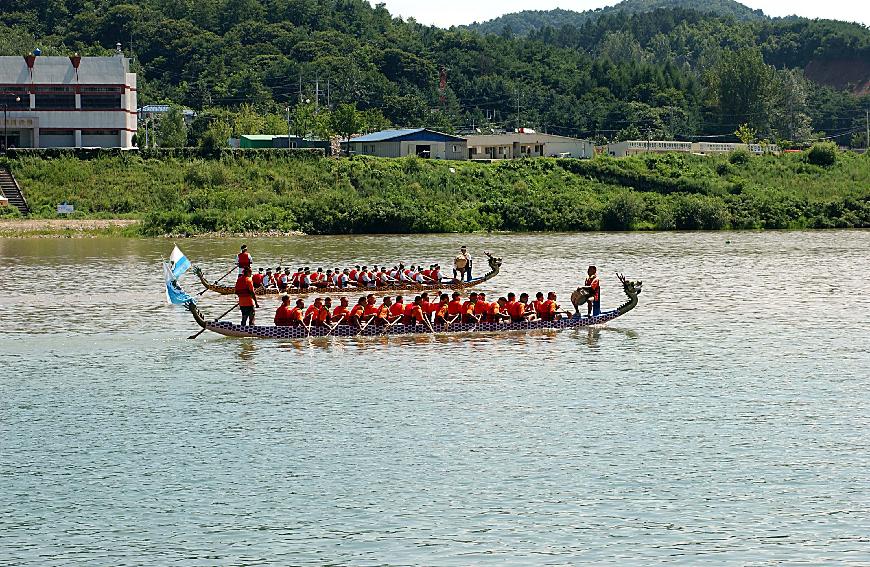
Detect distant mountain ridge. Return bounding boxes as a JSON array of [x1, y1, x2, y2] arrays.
[[467, 0, 767, 35]]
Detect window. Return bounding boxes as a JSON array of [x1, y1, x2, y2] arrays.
[[34, 87, 75, 110], [80, 88, 122, 109], [452, 145, 458, 152], [0, 87, 29, 109]]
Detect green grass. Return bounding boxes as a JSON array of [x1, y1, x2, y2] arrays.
[[3, 150, 868, 235]]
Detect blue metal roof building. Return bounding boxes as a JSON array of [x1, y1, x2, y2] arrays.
[[346, 128, 467, 160]]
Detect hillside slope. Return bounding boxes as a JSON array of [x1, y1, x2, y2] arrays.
[[467, 0, 766, 35]]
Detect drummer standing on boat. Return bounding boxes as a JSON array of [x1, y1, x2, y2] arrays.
[[453, 246, 472, 282], [237, 245, 252, 276]]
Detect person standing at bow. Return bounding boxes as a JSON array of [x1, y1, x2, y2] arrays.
[[235, 267, 260, 326], [585, 265, 601, 316], [237, 245, 252, 276]]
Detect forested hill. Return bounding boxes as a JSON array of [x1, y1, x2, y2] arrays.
[[467, 0, 766, 36], [0, 0, 868, 148]]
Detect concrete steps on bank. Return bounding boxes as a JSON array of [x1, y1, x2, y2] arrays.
[[0, 166, 30, 215]]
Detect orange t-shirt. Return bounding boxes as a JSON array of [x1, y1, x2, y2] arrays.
[[333, 306, 350, 320], [234, 276, 256, 307], [508, 301, 526, 319], [363, 304, 379, 317], [350, 305, 365, 319], [411, 305, 425, 323], [274, 305, 294, 326]]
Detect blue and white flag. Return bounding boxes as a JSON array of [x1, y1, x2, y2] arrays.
[[169, 245, 191, 280], [164, 262, 195, 305]]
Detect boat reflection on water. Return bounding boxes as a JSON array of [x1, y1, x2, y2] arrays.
[[573, 326, 639, 349]]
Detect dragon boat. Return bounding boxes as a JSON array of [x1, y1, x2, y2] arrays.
[[186, 274, 641, 339], [193, 253, 503, 298]]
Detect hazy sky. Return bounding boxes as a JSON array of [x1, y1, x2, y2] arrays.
[[372, 0, 870, 27]]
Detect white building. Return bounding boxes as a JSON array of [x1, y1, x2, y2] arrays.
[[606, 140, 693, 157], [465, 131, 594, 160], [0, 53, 137, 149], [607, 140, 780, 157]]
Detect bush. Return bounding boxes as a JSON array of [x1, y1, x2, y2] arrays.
[[806, 142, 838, 167], [729, 149, 751, 165], [602, 190, 644, 230]]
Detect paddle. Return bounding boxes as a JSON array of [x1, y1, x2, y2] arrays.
[[381, 316, 403, 335], [188, 301, 239, 339], [356, 315, 375, 336], [325, 315, 346, 337], [198, 265, 237, 295]]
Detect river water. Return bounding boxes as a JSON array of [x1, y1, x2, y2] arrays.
[[1, 231, 868, 565]]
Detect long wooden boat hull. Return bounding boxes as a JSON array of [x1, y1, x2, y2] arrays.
[[192, 310, 625, 339], [193, 253, 503, 297], [186, 274, 643, 340]]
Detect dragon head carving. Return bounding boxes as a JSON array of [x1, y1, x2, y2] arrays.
[[483, 251, 502, 272], [570, 273, 642, 315]]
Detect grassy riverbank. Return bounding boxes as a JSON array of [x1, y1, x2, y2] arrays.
[[2, 150, 868, 235]]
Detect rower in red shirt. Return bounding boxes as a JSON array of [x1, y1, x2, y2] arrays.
[[363, 294, 379, 317], [532, 292, 546, 319], [287, 299, 305, 326], [390, 296, 406, 318], [433, 293, 451, 325], [274, 295, 295, 326], [447, 292, 464, 320], [474, 292, 490, 321], [252, 268, 265, 289], [304, 297, 328, 326]]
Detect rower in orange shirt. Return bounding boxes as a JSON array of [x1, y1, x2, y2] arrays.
[[489, 297, 510, 323], [541, 292, 561, 321], [409, 296, 428, 327], [434, 293, 451, 325], [349, 297, 367, 329], [332, 297, 350, 325], [375, 296, 397, 326], [285, 298, 305, 326], [518, 292, 535, 321], [462, 292, 480, 324], [304, 297, 329, 327]]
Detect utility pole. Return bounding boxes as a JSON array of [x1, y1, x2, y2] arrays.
[[298, 73, 302, 104], [326, 79, 330, 108], [315, 77, 320, 111], [515, 87, 521, 130], [866, 109, 869, 152]]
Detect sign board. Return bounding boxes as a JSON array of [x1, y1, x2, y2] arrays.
[[57, 204, 74, 214]]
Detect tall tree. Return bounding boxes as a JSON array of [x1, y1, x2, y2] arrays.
[[330, 103, 362, 152], [156, 106, 187, 147]]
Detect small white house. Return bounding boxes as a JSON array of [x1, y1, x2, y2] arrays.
[[466, 131, 594, 160]]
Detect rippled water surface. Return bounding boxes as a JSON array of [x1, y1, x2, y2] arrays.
[[1, 232, 869, 565]]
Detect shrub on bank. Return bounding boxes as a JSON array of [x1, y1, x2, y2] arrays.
[[806, 142, 838, 167]]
